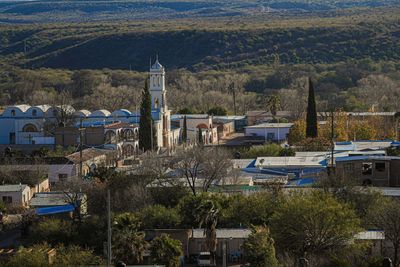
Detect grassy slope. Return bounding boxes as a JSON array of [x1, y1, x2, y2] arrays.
[[0, 7, 399, 71]]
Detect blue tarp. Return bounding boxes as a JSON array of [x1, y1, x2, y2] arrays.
[[36, 205, 75, 216], [243, 165, 326, 179]]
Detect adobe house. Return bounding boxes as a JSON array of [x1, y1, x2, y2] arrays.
[[335, 156, 400, 187]]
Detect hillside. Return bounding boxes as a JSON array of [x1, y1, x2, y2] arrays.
[[0, 0, 399, 23], [0, 10, 399, 71]]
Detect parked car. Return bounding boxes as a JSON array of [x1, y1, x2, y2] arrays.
[[197, 252, 215, 267]]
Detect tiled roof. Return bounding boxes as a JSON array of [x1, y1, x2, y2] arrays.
[[66, 148, 112, 163], [104, 122, 138, 129]]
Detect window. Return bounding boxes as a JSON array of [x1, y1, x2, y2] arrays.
[[362, 162, 373, 175], [11, 109, 16, 116], [32, 110, 37, 117], [2, 196, 12, 204], [58, 173, 68, 183], [344, 163, 353, 172], [22, 123, 38, 132], [375, 162, 386, 172]]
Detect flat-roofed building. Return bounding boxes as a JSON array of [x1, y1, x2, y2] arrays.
[[0, 184, 31, 207], [335, 156, 400, 187], [244, 123, 294, 142]]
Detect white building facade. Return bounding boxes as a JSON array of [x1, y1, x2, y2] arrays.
[[149, 59, 174, 148], [244, 123, 294, 142]]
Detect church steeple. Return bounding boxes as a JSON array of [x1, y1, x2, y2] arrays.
[[147, 56, 171, 149], [149, 57, 166, 110]]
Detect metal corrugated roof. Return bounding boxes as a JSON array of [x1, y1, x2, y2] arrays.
[[192, 229, 251, 239], [256, 156, 326, 167], [335, 156, 400, 162], [245, 123, 294, 129], [0, 184, 29, 192]]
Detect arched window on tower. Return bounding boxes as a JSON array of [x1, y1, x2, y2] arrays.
[[154, 98, 159, 109], [158, 76, 161, 86]]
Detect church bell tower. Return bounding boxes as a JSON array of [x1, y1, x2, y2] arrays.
[[149, 57, 170, 148], [149, 57, 167, 111]]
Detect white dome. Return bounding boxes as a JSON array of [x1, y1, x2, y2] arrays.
[[2, 105, 31, 117], [74, 110, 91, 117], [111, 109, 131, 117], [89, 110, 111, 117]]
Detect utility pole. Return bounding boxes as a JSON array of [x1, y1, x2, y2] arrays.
[[79, 119, 84, 180], [107, 188, 112, 266], [150, 121, 154, 151], [331, 111, 335, 170], [222, 241, 227, 267], [230, 82, 237, 116]]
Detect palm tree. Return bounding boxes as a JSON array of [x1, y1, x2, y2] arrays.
[[196, 200, 219, 265], [113, 213, 147, 265], [266, 95, 281, 121]]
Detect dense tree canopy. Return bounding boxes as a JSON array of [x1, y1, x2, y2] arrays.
[[270, 191, 361, 258]]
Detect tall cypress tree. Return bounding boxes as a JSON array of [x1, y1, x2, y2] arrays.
[[182, 115, 188, 143], [198, 128, 203, 144], [139, 79, 154, 151], [306, 77, 318, 138]]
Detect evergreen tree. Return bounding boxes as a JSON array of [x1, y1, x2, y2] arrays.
[[139, 79, 154, 151], [306, 77, 318, 138], [150, 234, 183, 267], [243, 226, 279, 267], [198, 128, 203, 144], [182, 116, 187, 143]]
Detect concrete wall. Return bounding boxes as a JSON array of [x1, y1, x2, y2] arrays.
[[189, 238, 246, 259], [179, 117, 213, 130], [29, 178, 50, 197], [217, 121, 235, 138]]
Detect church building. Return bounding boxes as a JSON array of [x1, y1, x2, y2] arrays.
[[0, 59, 180, 154], [149, 59, 180, 149]]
